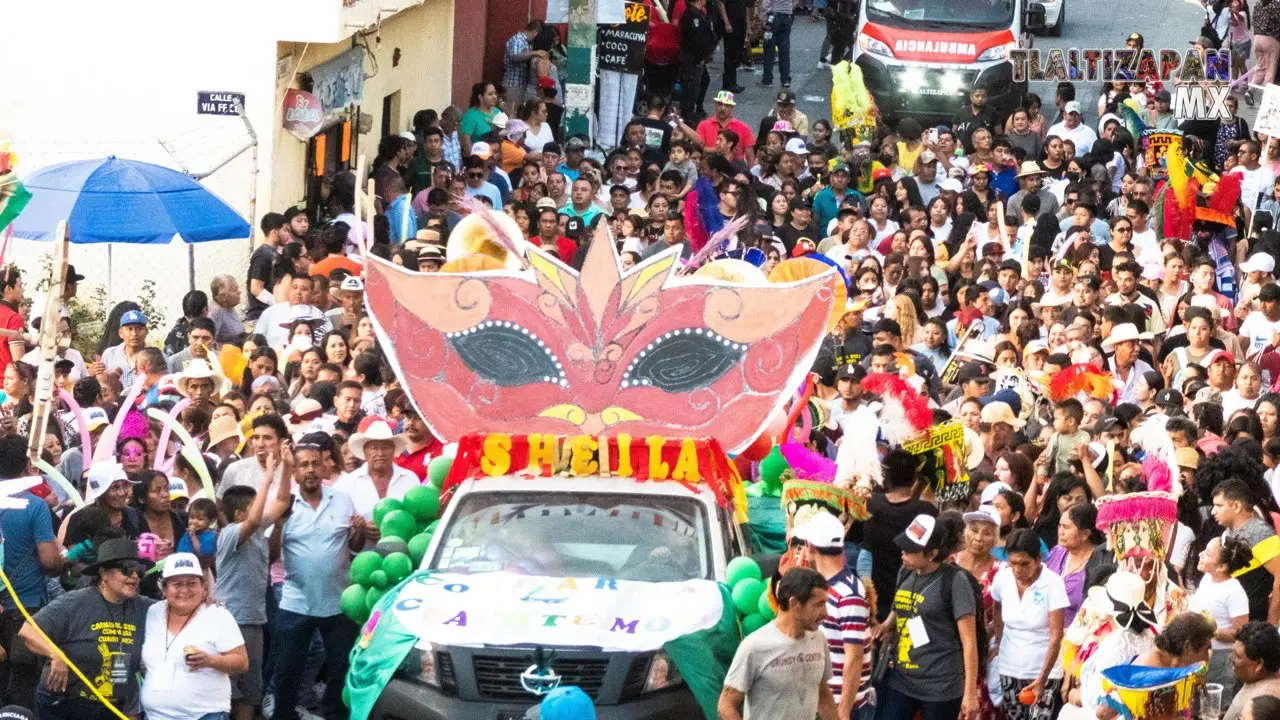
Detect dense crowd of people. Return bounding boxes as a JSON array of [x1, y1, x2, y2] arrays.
[[3, 2, 1280, 719]]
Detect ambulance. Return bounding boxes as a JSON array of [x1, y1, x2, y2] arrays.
[[852, 0, 1050, 125]]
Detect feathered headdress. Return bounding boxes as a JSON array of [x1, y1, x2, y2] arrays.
[[779, 443, 867, 522], [1128, 416, 1180, 495], [833, 404, 881, 488], [860, 373, 932, 446], [1049, 363, 1118, 404]]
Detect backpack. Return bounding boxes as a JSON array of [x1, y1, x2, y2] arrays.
[[1201, 5, 1226, 48], [939, 562, 990, 674]]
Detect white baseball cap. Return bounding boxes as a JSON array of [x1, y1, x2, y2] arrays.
[[85, 462, 130, 504], [1241, 254, 1276, 274], [963, 504, 1001, 526], [1064, 100, 1082, 115], [979, 481, 1013, 506], [162, 553, 203, 580], [939, 178, 963, 193], [793, 512, 846, 550], [785, 138, 810, 155]]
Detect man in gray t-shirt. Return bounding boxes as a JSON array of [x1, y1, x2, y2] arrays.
[[720, 568, 838, 720]]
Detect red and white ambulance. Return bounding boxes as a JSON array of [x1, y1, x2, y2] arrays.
[[852, 0, 1048, 126]]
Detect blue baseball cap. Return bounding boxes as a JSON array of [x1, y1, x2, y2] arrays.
[[120, 310, 148, 327], [539, 687, 596, 720], [981, 388, 1022, 417]]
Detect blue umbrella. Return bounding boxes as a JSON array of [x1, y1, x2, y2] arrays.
[[10, 156, 249, 244]]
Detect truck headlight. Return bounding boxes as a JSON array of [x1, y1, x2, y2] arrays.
[[643, 650, 685, 693], [977, 42, 1016, 62], [940, 72, 964, 94], [858, 35, 893, 57], [396, 644, 441, 688], [901, 68, 926, 89]]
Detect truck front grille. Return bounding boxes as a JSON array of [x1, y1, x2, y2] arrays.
[[472, 655, 611, 701]]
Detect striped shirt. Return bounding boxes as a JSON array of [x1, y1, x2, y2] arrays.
[[822, 567, 871, 706]]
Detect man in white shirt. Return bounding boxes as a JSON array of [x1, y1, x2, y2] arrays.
[[1045, 102, 1097, 157], [255, 271, 328, 348], [333, 419, 420, 526], [218, 414, 286, 499], [1239, 284, 1280, 358], [1231, 140, 1277, 213]]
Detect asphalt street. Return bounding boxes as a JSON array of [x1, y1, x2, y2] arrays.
[[701, 0, 1247, 140]]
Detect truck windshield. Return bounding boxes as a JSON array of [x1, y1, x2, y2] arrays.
[[428, 492, 713, 582], [866, 0, 1014, 29]]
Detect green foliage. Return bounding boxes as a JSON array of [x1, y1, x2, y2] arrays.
[[32, 251, 167, 355]]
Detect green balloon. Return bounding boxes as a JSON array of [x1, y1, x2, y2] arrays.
[[369, 570, 389, 589], [426, 520, 439, 535], [726, 557, 762, 587], [757, 591, 776, 620], [380, 509, 417, 542], [407, 532, 433, 566], [731, 578, 766, 616], [758, 447, 790, 495], [742, 612, 769, 635], [376, 537, 409, 557], [383, 552, 414, 584], [365, 585, 388, 611], [349, 551, 383, 586], [427, 457, 453, 488], [402, 485, 442, 522], [372, 498, 403, 527], [341, 584, 369, 623]]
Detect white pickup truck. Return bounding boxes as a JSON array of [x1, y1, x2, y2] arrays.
[[368, 474, 751, 720]]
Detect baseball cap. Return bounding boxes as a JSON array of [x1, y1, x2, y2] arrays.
[[920, 150, 938, 164], [895, 514, 943, 553], [1064, 101, 1082, 115], [830, 162, 851, 175], [535, 196, 558, 210], [83, 406, 110, 432], [963, 504, 1001, 526], [120, 309, 147, 327], [785, 138, 810, 155], [1154, 388, 1184, 408], [565, 137, 588, 151], [471, 141, 492, 160], [939, 178, 963, 193], [872, 167, 893, 181], [776, 89, 797, 105], [982, 388, 1023, 417], [85, 462, 131, 504], [999, 258, 1023, 275], [836, 363, 868, 382], [537, 75, 557, 90], [564, 216, 585, 237], [162, 552, 203, 580], [1242, 254, 1277, 274], [714, 90, 737, 106], [0, 706, 35, 720], [956, 362, 990, 383], [1175, 446, 1200, 470], [793, 512, 846, 550], [791, 238, 817, 257], [1023, 339, 1049, 357], [1155, 89, 1172, 103], [398, 130, 417, 143], [980, 481, 1013, 506], [1128, 32, 1144, 43]]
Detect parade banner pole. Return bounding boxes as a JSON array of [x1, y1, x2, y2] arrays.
[[27, 221, 67, 464], [352, 154, 367, 255]]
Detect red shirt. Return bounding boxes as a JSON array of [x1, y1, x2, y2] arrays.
[[395, 438, 443, 481], [0, 302, 22, 376], [696, 117, 755, 163], [530, 236, 579, 264]]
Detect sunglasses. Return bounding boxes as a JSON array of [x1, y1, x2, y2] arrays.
[[107, 561, 146, 577], [467, 171, 486, 179]]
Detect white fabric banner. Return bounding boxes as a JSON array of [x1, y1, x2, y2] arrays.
[[388, 572, 726, 652]]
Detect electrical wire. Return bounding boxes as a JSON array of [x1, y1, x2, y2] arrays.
[[0, 563, 129, 720]]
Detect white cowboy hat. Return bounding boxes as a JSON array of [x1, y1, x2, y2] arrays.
[[349, 419, 408, 459], [175, 358, 231, 398], [1101, 323, 1153, 351]]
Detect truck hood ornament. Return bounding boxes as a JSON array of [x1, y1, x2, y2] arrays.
[[520, 646, 561, 696]]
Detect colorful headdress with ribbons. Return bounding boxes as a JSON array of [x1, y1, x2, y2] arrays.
[[1100, 662, 1207, 720], [779, 443, 866, 526]]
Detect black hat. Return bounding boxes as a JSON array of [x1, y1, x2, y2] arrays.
[[1154, 388, 1184, 409], [82, 538, 153, 576], [835, 363, 867, 382], [776, 89, 797, 105], [956, 362, 990, 383], [563, 216, 585, 238], [1090, 416, 1122, 435], [0, 706, 35, 720], [65, 265, 86, 284], [999, 259, 1023, 275]]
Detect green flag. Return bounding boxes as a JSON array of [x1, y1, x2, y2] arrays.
[[0, 178, 31, 231], [346, 579, 422, 720], [663, 584, 741, 720]]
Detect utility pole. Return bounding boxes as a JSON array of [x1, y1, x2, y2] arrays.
[[564, 0, 598, 139]]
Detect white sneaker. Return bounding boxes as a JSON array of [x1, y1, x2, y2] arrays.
[[817, 60, 829, 69]]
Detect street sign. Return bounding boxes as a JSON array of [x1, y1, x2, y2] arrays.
[[597, 1, 648, 74], [196, 91, 245, 116]]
